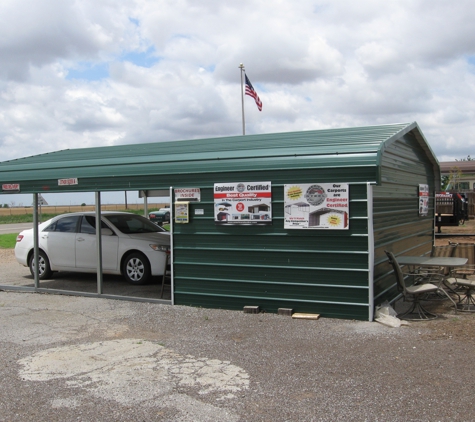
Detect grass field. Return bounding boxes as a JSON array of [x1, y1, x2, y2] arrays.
[[0, 233, 17, 249]]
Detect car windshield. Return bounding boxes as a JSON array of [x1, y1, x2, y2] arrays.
[[105, 214, 166, 234]]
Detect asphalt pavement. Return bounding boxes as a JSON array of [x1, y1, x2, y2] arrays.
[[0, 222, 32, 235]]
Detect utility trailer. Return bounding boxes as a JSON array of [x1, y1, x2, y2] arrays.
[[435, 192, 468, 233]]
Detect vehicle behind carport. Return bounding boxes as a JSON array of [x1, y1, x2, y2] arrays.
[[149, 208, 170, 226]]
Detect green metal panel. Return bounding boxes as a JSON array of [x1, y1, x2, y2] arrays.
[[372, 131, 439, 304], [172, 183, 372, 320]]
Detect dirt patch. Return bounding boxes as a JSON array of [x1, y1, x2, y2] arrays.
[[420, 313, 475, 341], [429, 219, 475, 340], [0, 248, 16, 264], [434, 218, 475, 245]]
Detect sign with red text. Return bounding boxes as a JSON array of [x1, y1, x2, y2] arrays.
[[58, 178, 78, 186], [284, 183, 349, 229], [214, 181, 272, 225], [419, 184, 429, 216], [2, 183, 20, 192], [174, 188, 201, 202]]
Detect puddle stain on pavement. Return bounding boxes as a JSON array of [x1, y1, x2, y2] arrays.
[[18, 339, 249, 420]]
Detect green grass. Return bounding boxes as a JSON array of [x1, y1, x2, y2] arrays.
[[0, 233, 18, 249]]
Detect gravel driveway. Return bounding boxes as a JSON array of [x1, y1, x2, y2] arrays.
[[2, 243, 475, 421], [1, 286, 475, 420]]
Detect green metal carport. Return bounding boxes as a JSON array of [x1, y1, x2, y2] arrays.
[[0, 122, 440, 320]]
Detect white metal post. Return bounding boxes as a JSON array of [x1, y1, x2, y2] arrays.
[[33, 193, 39, 288], [95, 191, 103, 294], [239, 63, 245, 135]]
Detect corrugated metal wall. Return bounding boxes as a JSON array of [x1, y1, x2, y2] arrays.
[[372, 131, 438, 304], [172, 169, 373, 320]]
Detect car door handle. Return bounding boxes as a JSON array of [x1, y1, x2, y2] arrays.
[[77, 237, 85, 242]]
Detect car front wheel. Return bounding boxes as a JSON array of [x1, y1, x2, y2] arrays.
[[122, 252, 151, 285], [28, 250, 53, 280]]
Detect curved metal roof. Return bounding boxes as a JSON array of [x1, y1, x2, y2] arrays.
[[0, 122, 438, 194]]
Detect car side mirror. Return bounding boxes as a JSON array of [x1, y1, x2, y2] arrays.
[[101, 228, 114, 236]]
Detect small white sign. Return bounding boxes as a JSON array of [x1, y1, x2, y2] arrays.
[[174, 188, 201, 201], [419, 184, 429, 216], [195, 209, 204, 215], [58, 178, 79, 186], [2, 183, 20, 191]]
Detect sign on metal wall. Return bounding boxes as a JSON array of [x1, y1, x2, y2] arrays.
[[419, 184, 429, 216], [174, 188, 201, 202], [2, 183, 20, 192], [284, 183, 349, 229], [214, 181, 272, 225]]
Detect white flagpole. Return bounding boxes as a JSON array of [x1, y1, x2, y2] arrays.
[[239, 63, 245, 135]]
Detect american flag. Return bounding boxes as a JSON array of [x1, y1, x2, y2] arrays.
[[245, 74, 263, 111]]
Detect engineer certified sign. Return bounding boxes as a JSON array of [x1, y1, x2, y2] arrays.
[[214, 181, 272, 225]]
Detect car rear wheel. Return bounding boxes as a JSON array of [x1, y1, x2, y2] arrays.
[[122, 252, 151, 285], [28, 250, 53, 280]]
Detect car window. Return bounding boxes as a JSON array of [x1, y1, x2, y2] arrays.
[[44, 215, 80, 233], [80, 216, 111, 234], [105, 214, 166, 234]]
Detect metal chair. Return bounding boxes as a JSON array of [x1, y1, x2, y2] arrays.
[[444, 243, 475, 311], [412, 244, 460, 299], [452, 277, 475, 312], [385, 251, 453, 320]]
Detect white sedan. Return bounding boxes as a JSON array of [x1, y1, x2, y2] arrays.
[[15, 212, 170, 285]]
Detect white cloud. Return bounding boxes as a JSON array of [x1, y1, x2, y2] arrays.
[[1, 0, 475, 175]]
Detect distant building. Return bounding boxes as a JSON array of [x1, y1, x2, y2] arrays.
[[440, 161, 475, 191]]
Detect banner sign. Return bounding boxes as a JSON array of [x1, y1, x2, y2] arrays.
[[419, 184, 429, 216], [214, 181, 272, 225], [284, 183, 349, 230]]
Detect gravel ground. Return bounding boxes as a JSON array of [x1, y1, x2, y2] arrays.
[[1, 291, 474, 422], [2, 231, 475, 421]]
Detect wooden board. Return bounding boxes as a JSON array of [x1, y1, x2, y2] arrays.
[[291, 313, 320, 320]]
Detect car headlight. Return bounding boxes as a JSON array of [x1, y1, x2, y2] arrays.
[[149, 244, 169, 252]]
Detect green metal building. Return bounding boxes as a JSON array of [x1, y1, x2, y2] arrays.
[[0, 122, 440, 320]]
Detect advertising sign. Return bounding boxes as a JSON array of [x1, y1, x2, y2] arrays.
[[419, 184, 429, 216], [284, 183, 349, 229], [175, 202, 189, 224], [214, 181, 272, 225]]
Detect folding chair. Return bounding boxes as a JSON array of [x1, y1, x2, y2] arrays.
[[385, 251, 442, 320]]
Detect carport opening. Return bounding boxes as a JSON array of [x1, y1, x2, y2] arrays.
[[1, 189, 172, 303]]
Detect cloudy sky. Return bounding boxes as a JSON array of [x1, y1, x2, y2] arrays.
[[1, 0, 475, 205]]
